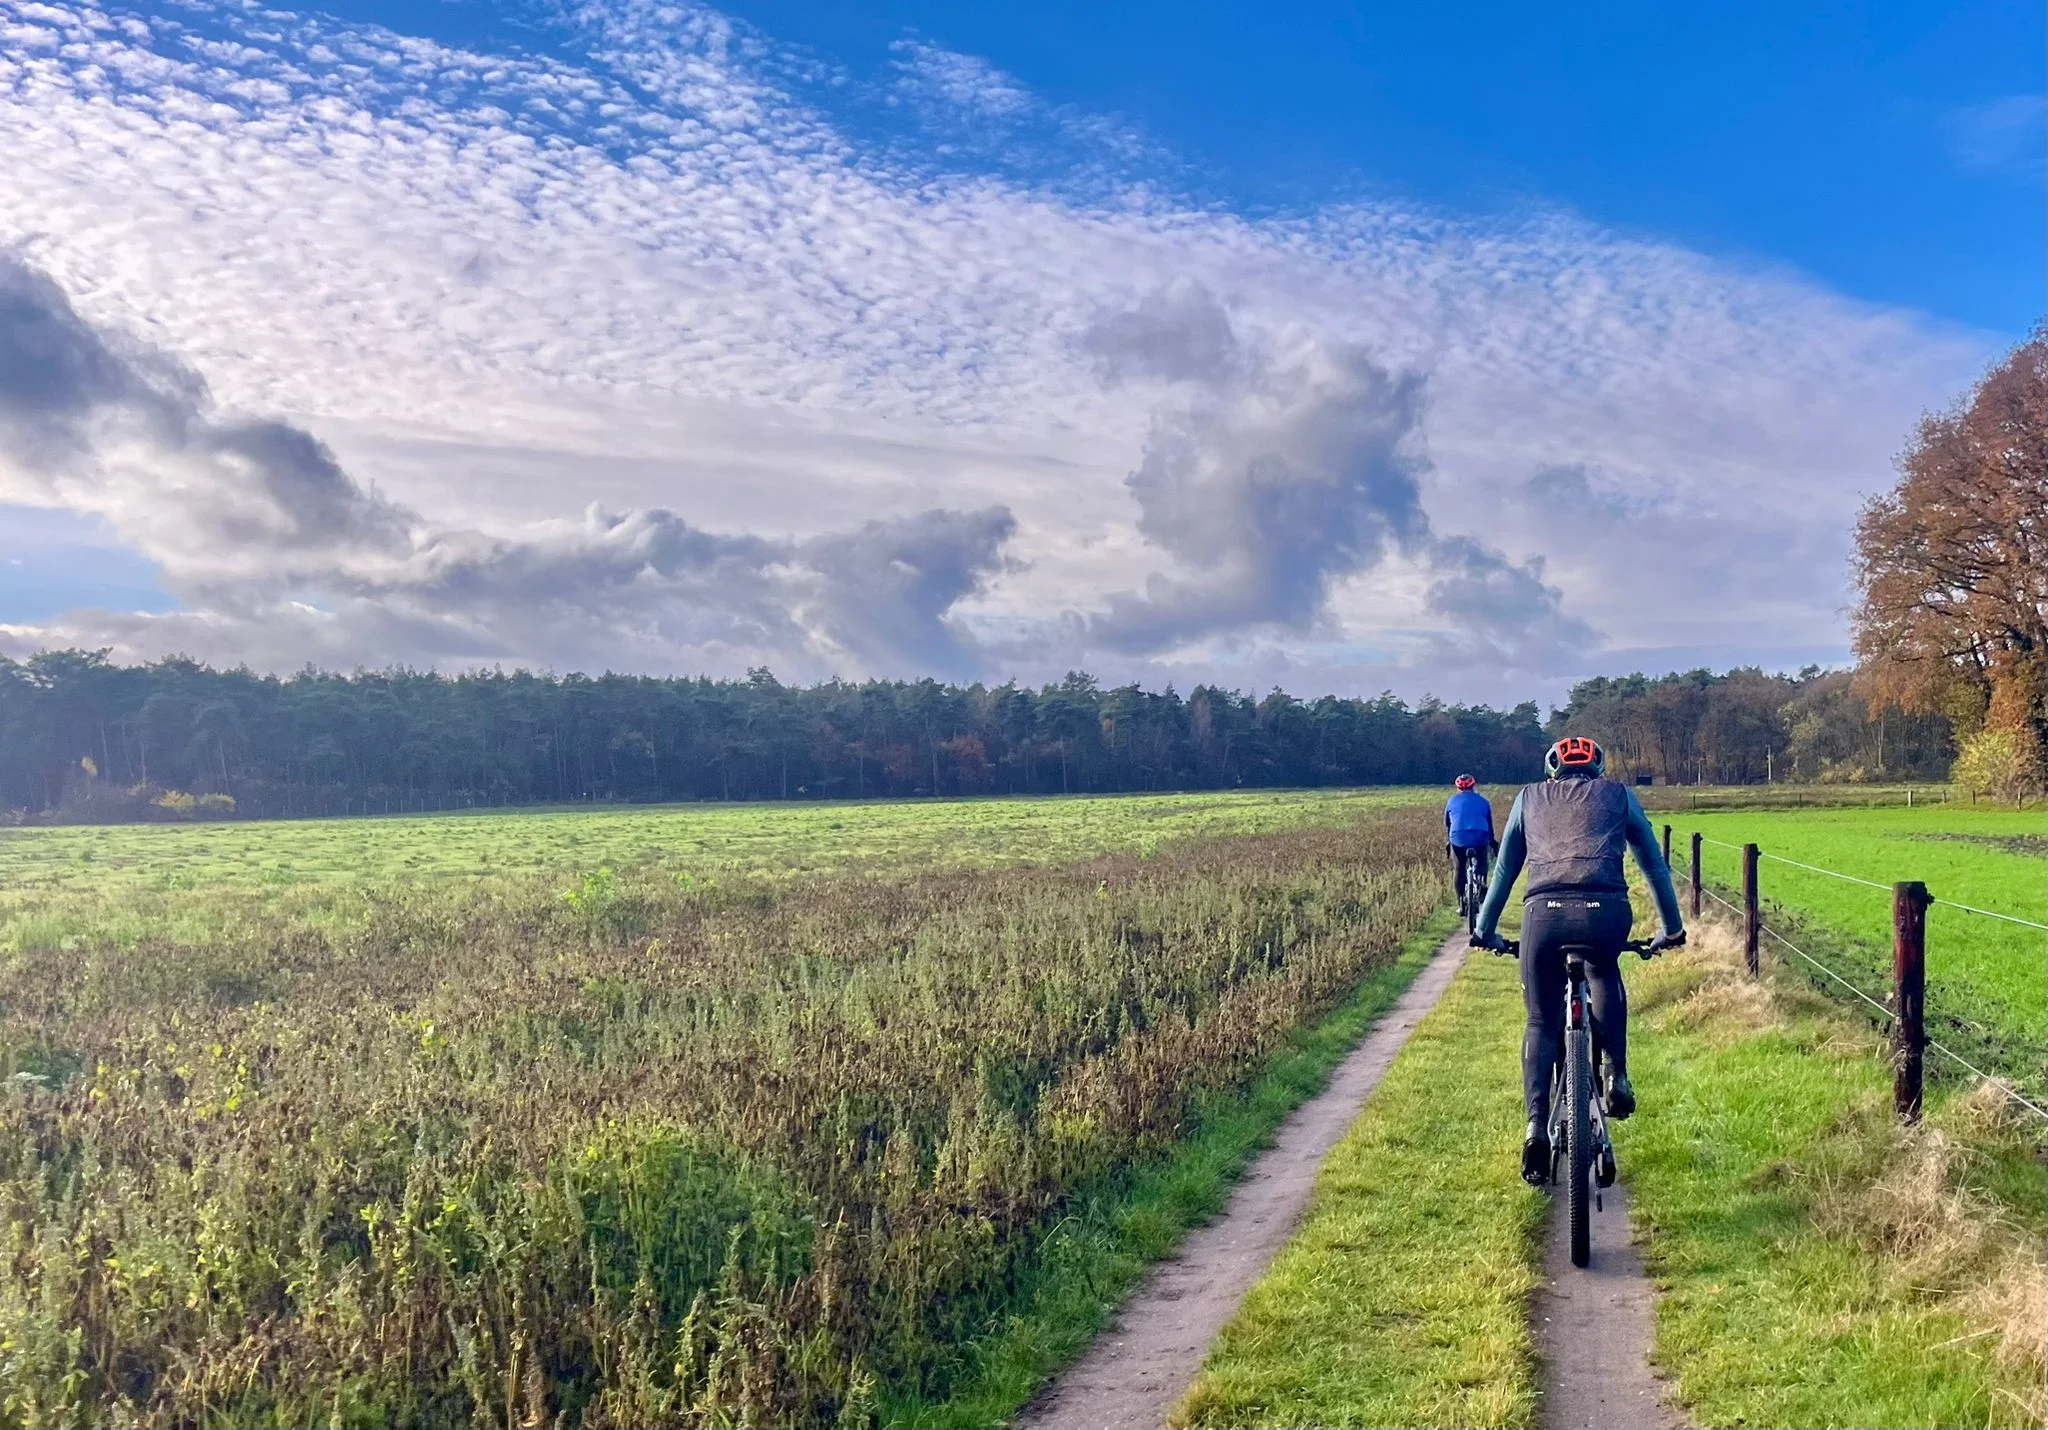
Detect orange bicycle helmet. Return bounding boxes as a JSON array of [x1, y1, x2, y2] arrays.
[[1545, 736, 1605, 778], [1454, 774, 1477, 790]]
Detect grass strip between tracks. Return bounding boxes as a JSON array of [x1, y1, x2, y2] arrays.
[[1172, 945, 1546, 1429], [884, 905, 1462, 1428], [1624, 914, 2047, 1429]]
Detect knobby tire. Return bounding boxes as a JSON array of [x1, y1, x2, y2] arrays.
[[1567, 1023, 1592, 1268]]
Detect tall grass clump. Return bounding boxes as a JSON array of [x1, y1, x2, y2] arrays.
[[0, 806, 1441, 1426]]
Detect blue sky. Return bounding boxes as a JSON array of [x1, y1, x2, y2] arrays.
[[764, 0, 2044, 334], [0, 0, 2028, 703], [342, 0, 2046, 336]]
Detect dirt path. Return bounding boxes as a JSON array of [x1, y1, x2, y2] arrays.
[[1534, 1176, 1689, 1430], [1015, 933, 1470, 1430]]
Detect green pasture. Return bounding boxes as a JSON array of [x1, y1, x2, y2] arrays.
[[1657, 805, 2044, 1094], [0, 788, 1424, 960], [0, 787, 1420, 895]]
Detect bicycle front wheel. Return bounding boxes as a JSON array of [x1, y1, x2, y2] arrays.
[[1566, 1024, 1592, 1267]]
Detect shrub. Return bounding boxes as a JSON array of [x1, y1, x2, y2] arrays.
[[1952, 729, 2041, 804]]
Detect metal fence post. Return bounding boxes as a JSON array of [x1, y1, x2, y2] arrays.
[[1893, 881, 1929, 1122], [1662, 823, 1673, 867], [1742, 843, 1760, 977], [1690, 832, 1702, 919]]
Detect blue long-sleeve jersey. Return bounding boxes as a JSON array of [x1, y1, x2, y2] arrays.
[[1444, 789, 1495, 848], [1474, 780, 1684, 941]]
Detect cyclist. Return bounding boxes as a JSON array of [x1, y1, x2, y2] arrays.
[[1471, 737, 1686, 1186], [1444, 774, 1496, 906]]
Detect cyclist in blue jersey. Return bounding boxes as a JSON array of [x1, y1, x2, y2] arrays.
[[1472, 737, 1686, 1185], [1445, 774, 1497, 900]]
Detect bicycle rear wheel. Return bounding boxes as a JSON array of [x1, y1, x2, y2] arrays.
[[1566, 1024, 1592, 1267]]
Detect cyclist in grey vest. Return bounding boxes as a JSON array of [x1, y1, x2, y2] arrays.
[[1473, 736, 1686, 1185]]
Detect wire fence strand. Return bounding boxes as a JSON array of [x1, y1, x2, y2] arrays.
[[1699, 879, 1892, 1024], [1760, 851, 1892, 891], [1938, 900, 2048, 932], [1924, 1040, 2048, 1123], [1755, 913, 1899, 1024], [1689, 835, 2047, 930]]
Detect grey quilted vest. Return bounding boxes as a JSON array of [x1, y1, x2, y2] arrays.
[[1521, 776, 1631, 897]]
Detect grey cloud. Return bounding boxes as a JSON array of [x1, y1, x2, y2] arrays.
[[1081, 281, 1241, 385], [0, 253, 413, 571], [0, 256, 203, 468], [1093, 345, 1430, 651], [0, 258, 1015, 678], [802, 505, 1018, 678], [197, 420, 413, 555], [1422, 534, 1597, 672], [1085, 295, 1588, 665], [1521, 463, 1634, 520]]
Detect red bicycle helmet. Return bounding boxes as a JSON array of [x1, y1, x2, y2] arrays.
[[1545, 736, 1605, 778], [1454, 774, 1477, 790]]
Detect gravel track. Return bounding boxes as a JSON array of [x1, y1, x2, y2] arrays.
[[1534, 1175, 1690, 1429]]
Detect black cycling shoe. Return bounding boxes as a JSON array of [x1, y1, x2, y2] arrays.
[[1521, 1118, 1551, 1186], [1605, 1069, 1636, 1120]]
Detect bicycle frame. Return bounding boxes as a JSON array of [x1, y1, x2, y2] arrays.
[[1458, 847, 1491, 935], [1546, 948, 1614, 1202]]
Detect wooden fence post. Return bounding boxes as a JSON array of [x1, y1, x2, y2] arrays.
[[1661, 823, 1673, 867], [1742, 843, 1760, 977], [1690, 832, 1702, 919], [1893, 881, 1929, 1122]]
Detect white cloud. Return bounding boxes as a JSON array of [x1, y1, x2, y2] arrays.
[[1945, 94, 2047, 179], [0, 0, 1994, 700], [894, 40, 1035, 120]]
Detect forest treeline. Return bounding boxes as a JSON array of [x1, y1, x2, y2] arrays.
[[0, 650, 1948, 821], [1552, 666, 1950, 786], [0, 653, 1556, 819]]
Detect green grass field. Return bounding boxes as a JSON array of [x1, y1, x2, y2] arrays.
[[0, 788, 1425, 968], [3, 786, 2036, 1425], [0, 790, 1448, 1426], [0, 788, 1425, 896], [1658, 805, 2045, 1096]]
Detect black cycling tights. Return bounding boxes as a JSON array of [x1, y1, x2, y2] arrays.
[[1519, 894, 1633, 1122]]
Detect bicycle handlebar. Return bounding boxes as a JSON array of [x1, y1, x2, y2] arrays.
[[1472, 932, 1685, 960]]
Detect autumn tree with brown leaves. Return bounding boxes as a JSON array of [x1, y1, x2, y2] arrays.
[[1854, 325, 2048, 797]]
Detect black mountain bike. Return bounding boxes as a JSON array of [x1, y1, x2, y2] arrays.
[[1457, 848, 1492, 938], [1482, 932, 1676, 1267]]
